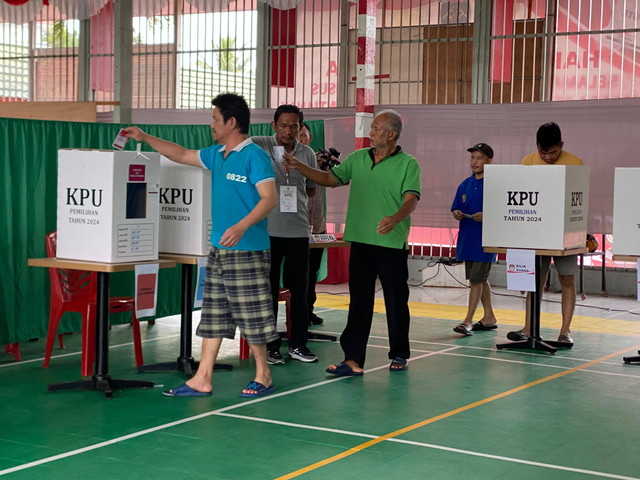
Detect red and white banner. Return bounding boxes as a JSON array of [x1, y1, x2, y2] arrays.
[[554, 0, 640, 100]]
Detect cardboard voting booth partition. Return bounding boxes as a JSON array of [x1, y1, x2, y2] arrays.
[[158, 156, 212, 256], [613, 167, 640, 256], [483, 165, 590, 250], [57, 149, 160, 263]]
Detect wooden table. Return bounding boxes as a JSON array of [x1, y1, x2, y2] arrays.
[[484, 247, 587, 354], [310, 240, 350, 249], [612, 254, 640, 364], [28, 257, 175, 398], [140, 254, 232, 377]]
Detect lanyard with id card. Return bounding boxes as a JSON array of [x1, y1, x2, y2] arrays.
[[280, 185, 297, 212], [273, 145, 298, 213]]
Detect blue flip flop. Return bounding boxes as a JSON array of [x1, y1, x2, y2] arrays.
[[326, 362, 364, 377], [240, 381, 276, 398], [162, 383, 212, 397]]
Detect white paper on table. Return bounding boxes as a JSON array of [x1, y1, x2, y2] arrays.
[[135, 263, 159, 318], [194, 256, 208, 309], [506, 249, 536, 292]]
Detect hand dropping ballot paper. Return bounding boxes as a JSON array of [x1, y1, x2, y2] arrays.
[[506, 249, 536, 292], [113, 129, 130, 150]]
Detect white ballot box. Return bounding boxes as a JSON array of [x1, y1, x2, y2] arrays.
[[613, 167, 640, 256], [57, 149, 160, 263], [483, 165, 590, 250], [158, 156, 212, 256]]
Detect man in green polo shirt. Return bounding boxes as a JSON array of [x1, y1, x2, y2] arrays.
[[282, 109, 421, 376]]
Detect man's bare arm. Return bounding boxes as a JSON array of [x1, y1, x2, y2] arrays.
[[125, 126, 201, 167], [377, 193, 419, 235]]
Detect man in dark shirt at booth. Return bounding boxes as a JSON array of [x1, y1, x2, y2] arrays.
[[508, 122, 584, 345]]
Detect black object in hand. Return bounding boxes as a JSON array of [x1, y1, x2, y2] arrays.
[[318, 148, 341, 170]]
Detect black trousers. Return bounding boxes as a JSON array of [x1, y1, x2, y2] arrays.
[[340, 242, 410, 368], [267, 236, 310, 352], [307, 246, 325, 319]]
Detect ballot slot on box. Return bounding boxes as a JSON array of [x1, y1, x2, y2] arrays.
[[482, 165, 590, 250], [56, 149, 160, 263], [158, 156, 212, 256], [612, 167, 640, 256]]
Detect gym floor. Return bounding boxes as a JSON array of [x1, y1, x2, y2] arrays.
[[1, 284, 640, 479]]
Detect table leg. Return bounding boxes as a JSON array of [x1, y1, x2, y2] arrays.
[[48, 272, 154, 399], [623, 351, 640, 364], [579, 254, 585, 299], [308, 331, 337, 342], [138, 263, 232, 377], [497, 255, 571, 354], [600, 236, 608, 296]]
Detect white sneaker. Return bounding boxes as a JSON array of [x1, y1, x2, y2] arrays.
[[288, 346, 318, 363]]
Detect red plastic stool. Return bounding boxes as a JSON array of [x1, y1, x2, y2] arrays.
[[240, 288, 291, 360], [43, 231, 144, 377]]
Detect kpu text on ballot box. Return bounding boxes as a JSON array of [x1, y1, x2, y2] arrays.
[[613, 167, 640, 256], [158, 156, 212, 256], [57, 149, 160, 263], [482, 165, 590, 250], [483, 164, 590, 354]]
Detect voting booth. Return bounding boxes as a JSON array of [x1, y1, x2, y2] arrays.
[[56, 149, 160, 263], [612, 167, 640, 256], [483, 165, 590, 250], [158, 156, 212, 256]]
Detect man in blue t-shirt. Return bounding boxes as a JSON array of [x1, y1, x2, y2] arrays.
[[451, 143, 498, 336], [125, 93, 279, 398]]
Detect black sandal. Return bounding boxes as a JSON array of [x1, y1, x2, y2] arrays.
[[453, 323, 473, 336], [389, 357, 408, 371]]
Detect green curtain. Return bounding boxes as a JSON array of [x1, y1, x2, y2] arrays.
[[0, 117, 325, 345]]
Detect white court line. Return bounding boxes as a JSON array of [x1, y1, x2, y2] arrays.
[[387, 340, 630, 368], [213, 412, 640, 480], [2, 308, 624, 370], [1, 343, 637, 479], [0, 347, 459, 476], [380, 334, 631, 366], [398, 346, 640, 379], [310, 307, 335, 315], [386, 438, 640, 480], [0, 334, 179, 368]]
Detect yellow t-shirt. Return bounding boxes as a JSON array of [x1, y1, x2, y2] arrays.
[[520, 150, 584, 165]]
